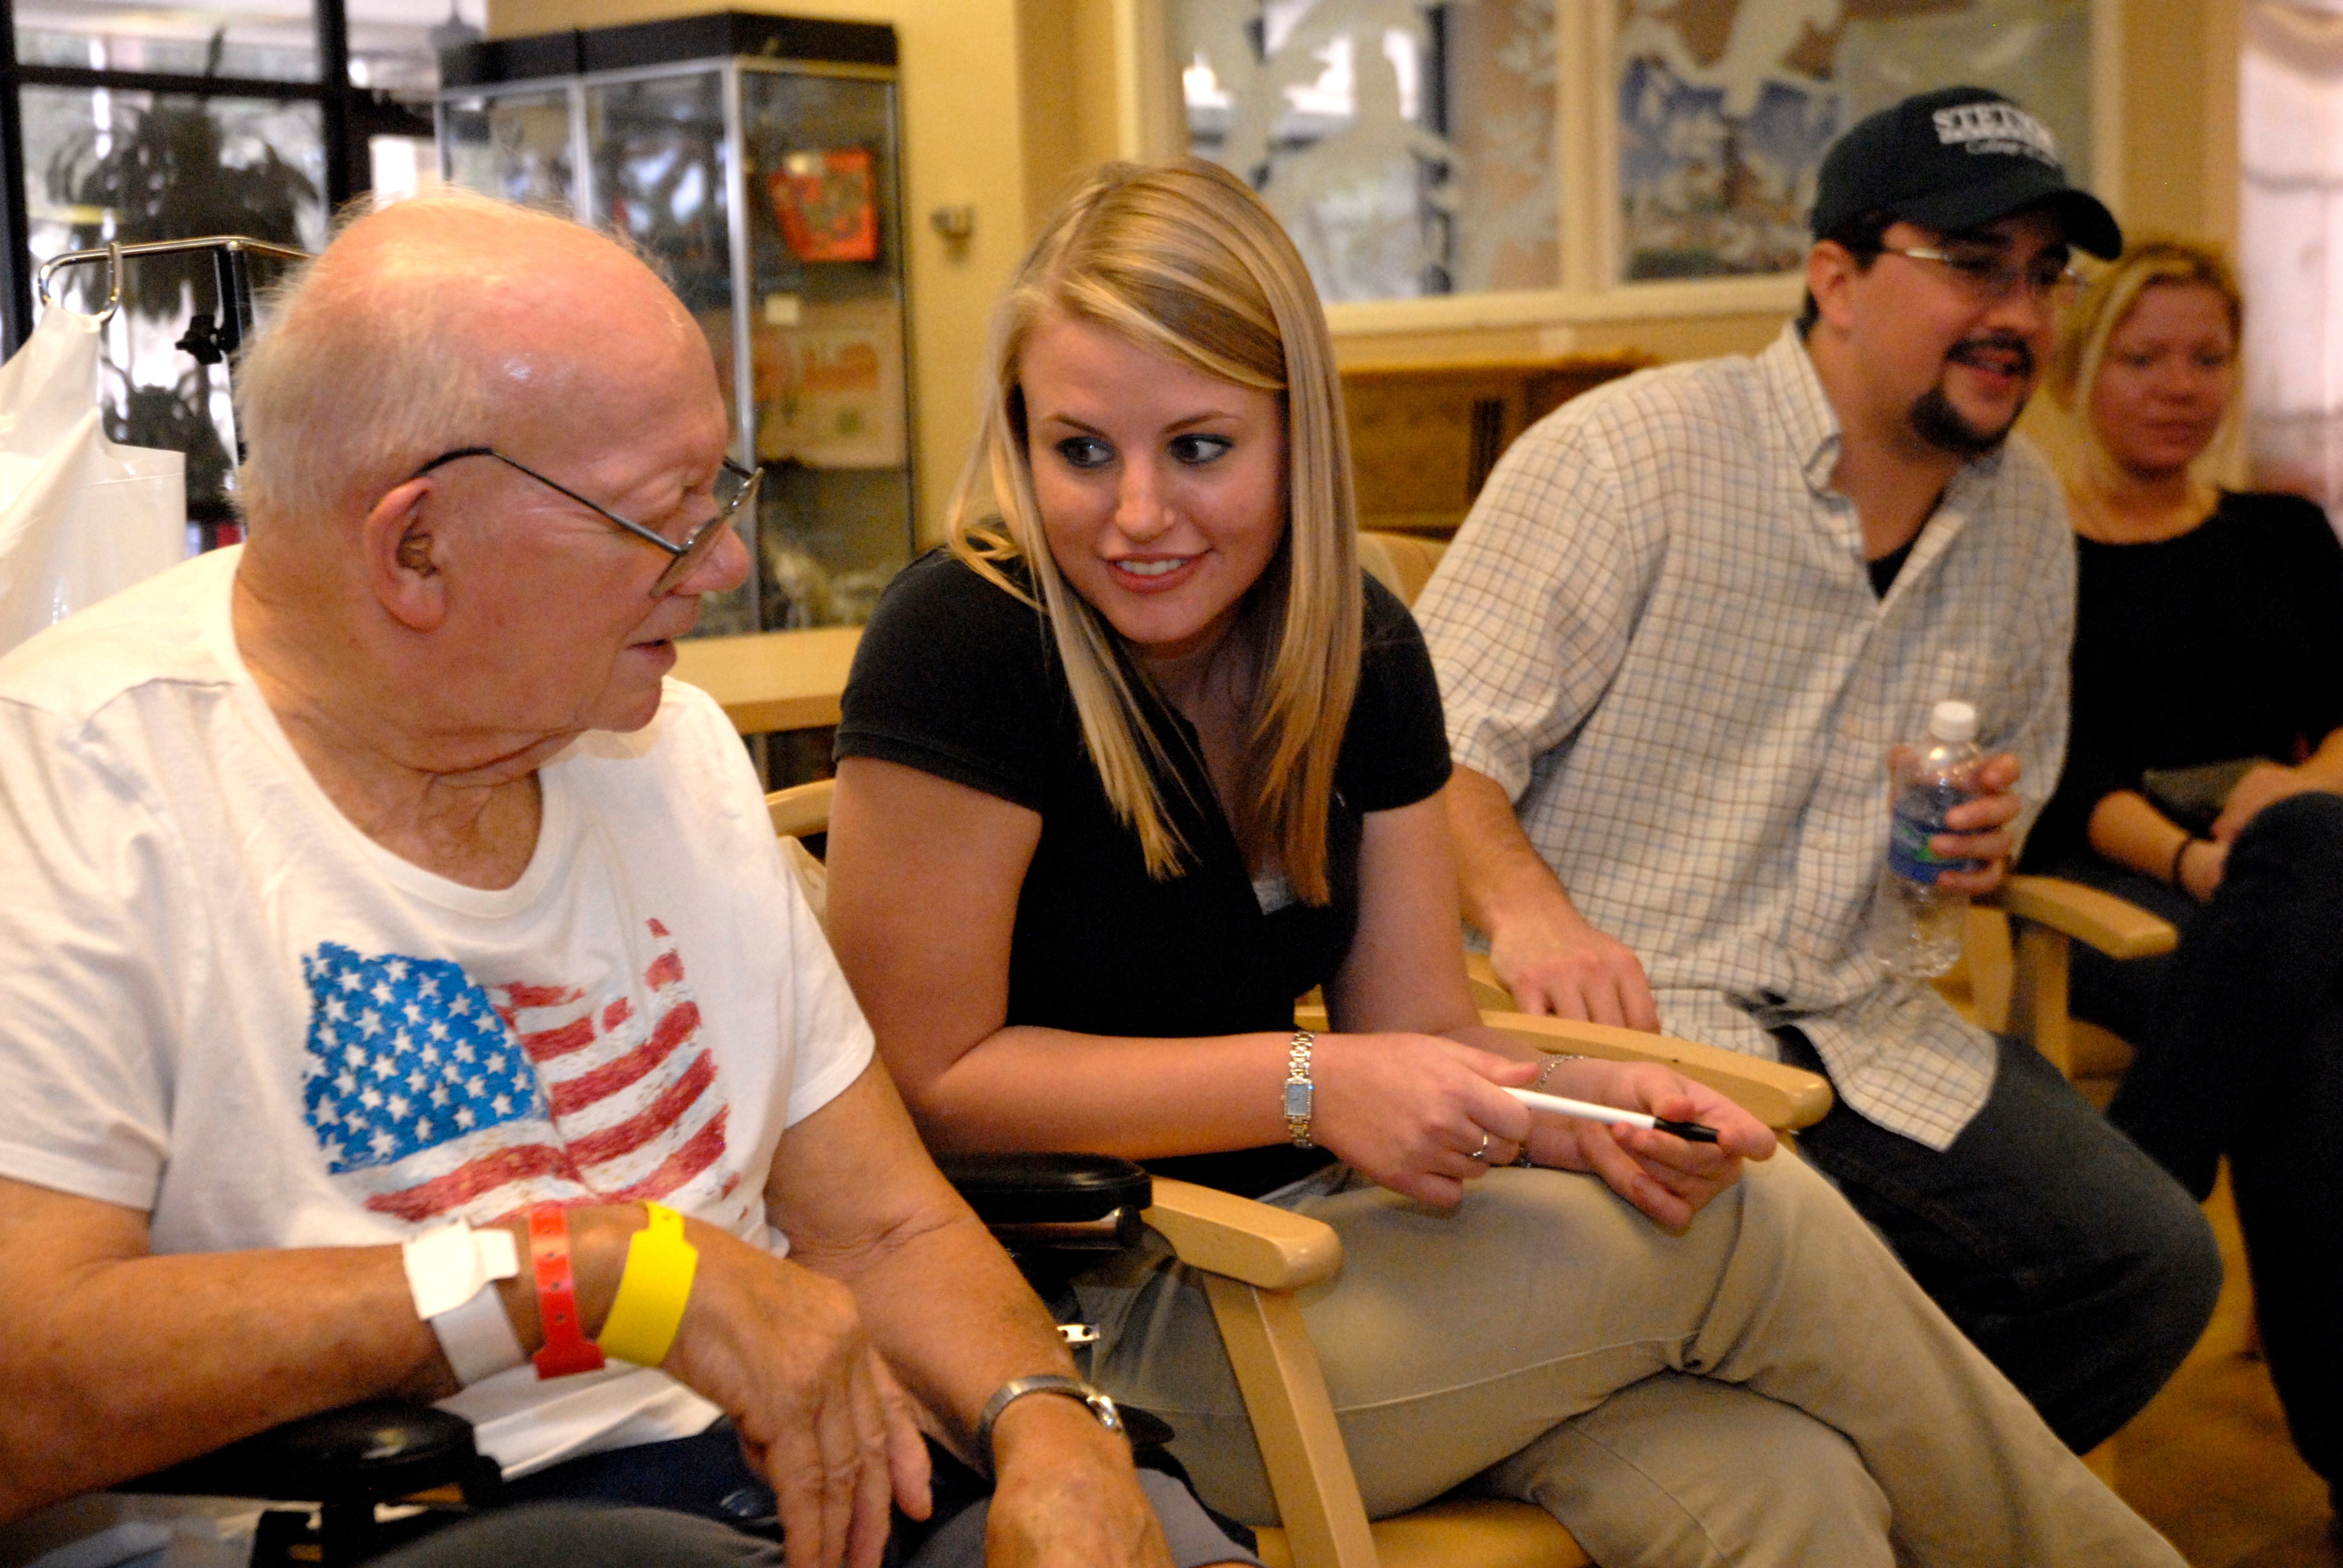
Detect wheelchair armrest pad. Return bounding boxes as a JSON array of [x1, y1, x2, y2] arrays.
[[121, 1399, 494, 1507], [1987, 875, 2178, 961], [1142, 1177, 1342, 1292], [939, 1152, 1152, 1226]]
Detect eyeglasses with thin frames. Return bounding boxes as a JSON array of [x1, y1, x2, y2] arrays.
[[1883, 246, 2083, 311], [410, 446, 762, 596]]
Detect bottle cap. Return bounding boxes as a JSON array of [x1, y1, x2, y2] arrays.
[[1928, 700, 1978, 743]]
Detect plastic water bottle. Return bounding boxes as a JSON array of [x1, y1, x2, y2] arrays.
[[1875, 699, 1985, 981]]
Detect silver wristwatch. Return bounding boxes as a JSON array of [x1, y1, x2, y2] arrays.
[[1283, 1029, 1316, 1147], [975, 1374, 1124, 1473]]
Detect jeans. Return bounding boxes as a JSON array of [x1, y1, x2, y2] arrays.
[[2048, 789, 2343, 1480], [378, 1424, 1257, 1568], [1776, 1027, 2220, 1453]]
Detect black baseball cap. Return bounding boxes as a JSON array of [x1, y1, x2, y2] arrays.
[[1811, 86, 2122, 260]]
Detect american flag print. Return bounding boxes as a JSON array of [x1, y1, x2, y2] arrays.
[[299, 918, 743, 1229]]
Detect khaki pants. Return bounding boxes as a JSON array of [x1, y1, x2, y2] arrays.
[[1078, 1151, 2184, 1568]]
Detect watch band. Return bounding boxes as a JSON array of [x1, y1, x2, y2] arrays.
[[403, 1221, 525, 1387], [974, 1374, 1124, 1475], [528, 1206, 607, 1380], [1283, 1029, 1316, 1148]]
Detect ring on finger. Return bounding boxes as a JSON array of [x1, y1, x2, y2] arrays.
[[1469, 1130, 1492, 1163]]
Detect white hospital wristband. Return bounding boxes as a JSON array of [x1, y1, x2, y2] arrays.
[[403, 1221, 526, 1387]]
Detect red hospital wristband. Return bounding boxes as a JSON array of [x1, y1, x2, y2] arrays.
[[528, 1206, 607, 1379]]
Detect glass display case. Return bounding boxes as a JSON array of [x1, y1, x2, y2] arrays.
[[437, 13, 909, 635]]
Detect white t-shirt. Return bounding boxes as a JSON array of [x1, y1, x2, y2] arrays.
[[0, 546, 874, 1476]]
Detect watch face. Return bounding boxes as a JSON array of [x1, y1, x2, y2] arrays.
[[1284, 1082, 1313, 1117]]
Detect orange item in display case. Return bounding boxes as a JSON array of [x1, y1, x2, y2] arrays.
[[769, 148, 879, 262]]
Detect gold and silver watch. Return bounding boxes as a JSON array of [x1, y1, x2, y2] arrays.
[[1284, 1029, 1316, 1147]]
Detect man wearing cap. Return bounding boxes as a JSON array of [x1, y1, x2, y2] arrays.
[[1418, 86, 2222, 1450]]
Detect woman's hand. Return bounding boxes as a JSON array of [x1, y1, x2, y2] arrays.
[[1309, 1033, 1538, 1207], [2211, 762, 2316, 843], [1519, 1059, 1775, 1229]]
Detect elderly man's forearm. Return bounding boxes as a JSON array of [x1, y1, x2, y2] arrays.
[[0, 1232, 444, 1518]]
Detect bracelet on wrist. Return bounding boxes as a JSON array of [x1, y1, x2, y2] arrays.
[[1532, 1054, 1584, 1094], [597, 1203, 699, 1368], [528, 1204, 606, 1379], [2168, 834, 2200, 889]]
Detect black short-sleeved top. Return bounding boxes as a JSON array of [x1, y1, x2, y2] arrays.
[[2027, 491, 2343, 869], [836, 549, 1453, 1197]]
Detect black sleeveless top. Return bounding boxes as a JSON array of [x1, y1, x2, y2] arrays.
[[836, 550, 1452, 1195]]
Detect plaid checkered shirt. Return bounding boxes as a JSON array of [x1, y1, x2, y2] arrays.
[[1415, 325, 2075, 1151]]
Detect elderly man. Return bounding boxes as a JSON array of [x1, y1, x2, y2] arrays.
[[0, 196, 1251, 1568], [1418, 88, 2221, 1453]]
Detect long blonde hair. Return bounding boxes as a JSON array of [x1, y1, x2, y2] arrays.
[[2048, 237, 2247, 495], [948, 160, 1361, 903]]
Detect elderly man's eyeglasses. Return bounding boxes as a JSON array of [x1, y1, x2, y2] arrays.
[[411, 447, 761, 595], [1884, 246, 2084, 310]]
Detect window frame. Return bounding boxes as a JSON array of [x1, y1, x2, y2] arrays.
[[0, 0, 372, 351]]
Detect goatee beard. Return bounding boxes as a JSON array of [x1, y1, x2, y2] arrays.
[[1909, 384, 2022, 458]]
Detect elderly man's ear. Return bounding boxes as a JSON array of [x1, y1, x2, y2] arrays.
[[365, 479, 451, 632]]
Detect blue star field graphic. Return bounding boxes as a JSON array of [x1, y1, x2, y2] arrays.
[[300, 942, 548, 1174]]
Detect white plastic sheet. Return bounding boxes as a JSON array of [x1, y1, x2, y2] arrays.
[[0, 308, 186, 656]]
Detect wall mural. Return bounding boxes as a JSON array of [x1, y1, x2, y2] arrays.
[[1176, 0, 1559, 302], [1617, 0, 2094, 282]]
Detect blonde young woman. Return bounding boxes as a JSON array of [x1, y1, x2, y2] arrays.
[[824, 159, 2182, 1566], [2025, 239, 2343, 1501]]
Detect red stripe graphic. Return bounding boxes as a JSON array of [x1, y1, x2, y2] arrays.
[[603, 1108, 729, 1202], [360, 920, 731, 1226], [562, 1050, 717, 1166], [546, 1002, 700, 1117], [364, 1141, 585, 1221]]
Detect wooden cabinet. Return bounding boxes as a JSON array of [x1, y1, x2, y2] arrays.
[[1341, 353, 1650, 536]]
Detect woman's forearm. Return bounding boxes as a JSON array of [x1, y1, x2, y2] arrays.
[[908, 1025, 1302, 1158], [2086, 789, 2194, 883]]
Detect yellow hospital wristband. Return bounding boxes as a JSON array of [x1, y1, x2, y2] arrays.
[[596, 1202, 700, 1367]]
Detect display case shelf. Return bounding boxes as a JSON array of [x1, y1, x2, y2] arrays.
[[436, 11, 911, 636]]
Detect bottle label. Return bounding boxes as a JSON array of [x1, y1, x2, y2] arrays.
[[1887, 783, 1979, 884]]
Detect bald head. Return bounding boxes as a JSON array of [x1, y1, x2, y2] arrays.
[[235, 194, 710, 540]]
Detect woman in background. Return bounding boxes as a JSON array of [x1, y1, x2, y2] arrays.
[[2028, 237, 2343, 1500], [825, 157, 2183, 1567]]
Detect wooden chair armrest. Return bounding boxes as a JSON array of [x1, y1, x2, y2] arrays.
[[1479, 1011, 1835, 1132], [1985, 875, 2177, 961], [765, 779, 835, 841], [1142, 1176, 1344, 1292], [1295, 1001, 1832, 1132]]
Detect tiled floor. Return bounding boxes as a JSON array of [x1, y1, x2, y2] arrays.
[[2111, 1171, 2336, 1567]]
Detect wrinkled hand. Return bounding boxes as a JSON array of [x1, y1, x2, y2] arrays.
[[2210, 762, 2316, 843], [1312, 1033, 1537, 1207], [663, 1229, 932, 1568], [1889, 747, 2023, 898], [985, 1398, 1181, 1568], [1521, 1057, 1775, 1229], [1488, 907, 1659, 1031]]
